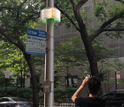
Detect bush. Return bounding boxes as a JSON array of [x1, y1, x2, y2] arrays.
[[0, 87, 32, 99], [54, 87, 77, 98]]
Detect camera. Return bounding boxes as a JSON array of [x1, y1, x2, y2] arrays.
[[85, 75, 90, 79]]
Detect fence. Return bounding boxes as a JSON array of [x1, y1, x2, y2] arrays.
[[39, 103, 75, 107], [54, 103, 75, 107]]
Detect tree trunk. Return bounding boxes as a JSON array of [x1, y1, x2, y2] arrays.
[[21, 69, 22, 88], [23, 53, 39, 107], [66, 62, 70, 87], [74, 10, 99, 77], [66, 75, 70, 87], [80, 24, 102, 96], [80, 30, 99, 77], [80, 26, 103, 96], [0, 25, 39, 106], [73, 7, 102, 95]]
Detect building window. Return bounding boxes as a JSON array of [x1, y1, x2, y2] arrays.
[[16, 77, 25, 87], [65, 75, 77, 88], [54, 76, 60, 88]]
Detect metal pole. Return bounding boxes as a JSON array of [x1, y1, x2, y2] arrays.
[[5, 78, 7, 96], [44, 0, 54, 107], [115, 72, 117, 90]]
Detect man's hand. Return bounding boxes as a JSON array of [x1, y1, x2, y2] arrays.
[[71, 77, 90, 102], [81, 77, 90, 87]]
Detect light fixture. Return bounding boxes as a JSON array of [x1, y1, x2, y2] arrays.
[[41, 7, 61, 23]]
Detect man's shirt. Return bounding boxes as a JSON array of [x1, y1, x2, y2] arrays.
[[75, 97, 106, 107]]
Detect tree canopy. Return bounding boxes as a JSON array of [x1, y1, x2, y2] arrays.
[[55, 0, 124, 78], [0, 0, 45, 106], [0, 0, 124, 105]]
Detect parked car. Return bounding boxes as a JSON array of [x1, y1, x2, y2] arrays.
[[0, 97, 32, 107], [100, 89, 124, 107]]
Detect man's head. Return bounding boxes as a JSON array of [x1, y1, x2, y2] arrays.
[[88, 76, 101, 95]]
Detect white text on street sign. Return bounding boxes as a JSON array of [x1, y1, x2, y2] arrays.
[[26, 28, 47, 55]]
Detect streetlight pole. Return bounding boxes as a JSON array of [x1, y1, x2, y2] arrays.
[[44, 0, 54, 107], [41, 0, 60, 107]]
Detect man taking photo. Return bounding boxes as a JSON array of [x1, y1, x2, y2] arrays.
[[71, 76, 106, 107]]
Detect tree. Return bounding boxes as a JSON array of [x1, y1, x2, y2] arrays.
[[0, 43, 28, 87], [0, 42, 44, 88], [55, 0, 124, 79], [0, 71, 14, 87], [0, 0, 45, 107], [55, 36, 86, 87], [55, 36, 124, 88]]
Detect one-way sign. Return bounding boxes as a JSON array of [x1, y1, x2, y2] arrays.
[[26, 28, 47, 55]]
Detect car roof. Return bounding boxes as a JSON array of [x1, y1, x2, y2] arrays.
[[110, 89, 124, 93], [0, 97, 19, 99], [0, 97, 24, 99], [102, 89, 124, 95], [0, 97, 27, 101]]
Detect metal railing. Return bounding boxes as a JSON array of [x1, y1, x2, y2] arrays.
[[54, 103, 75, 107]]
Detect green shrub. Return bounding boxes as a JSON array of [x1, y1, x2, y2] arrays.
[[54, 87, 77, 98], [0, 87, 32, 99]]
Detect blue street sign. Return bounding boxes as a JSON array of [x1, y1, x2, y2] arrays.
[[27, 28, 47, 38], [26, 28, 47, 55]]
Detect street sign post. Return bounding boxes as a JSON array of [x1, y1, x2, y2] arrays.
[[44, 81, 51, 93], [116, 72, 120, 80], [26, 28, 47, 55], [115, 72, 120, 90], [41, 0, 61, 107], [5, 71, 10, 78]]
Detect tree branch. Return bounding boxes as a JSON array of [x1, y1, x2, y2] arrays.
[[15, 0, 28, 50], [70, 0, 75, 7], [76, 0, 88, 10], [21, 12, 40, 24], [116, 0, 124, 4], [17, 0, 28, 19], [89, 10, 124, 41], [0, 27, 25, 52], [104, 29, 124, 31], [0, 7, 12, 11], [55, 3, 80, 32], [70, 0, 87, 33]]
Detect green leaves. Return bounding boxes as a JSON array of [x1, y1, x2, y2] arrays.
[[0, 0, 45, 76], [54, 87, 77, 98], [94, 0, 124, 19], [55, 36, 86, 67], [0, 87, 32, 98]]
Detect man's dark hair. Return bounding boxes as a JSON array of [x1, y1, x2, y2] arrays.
[[88, 76, 101, 95]]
